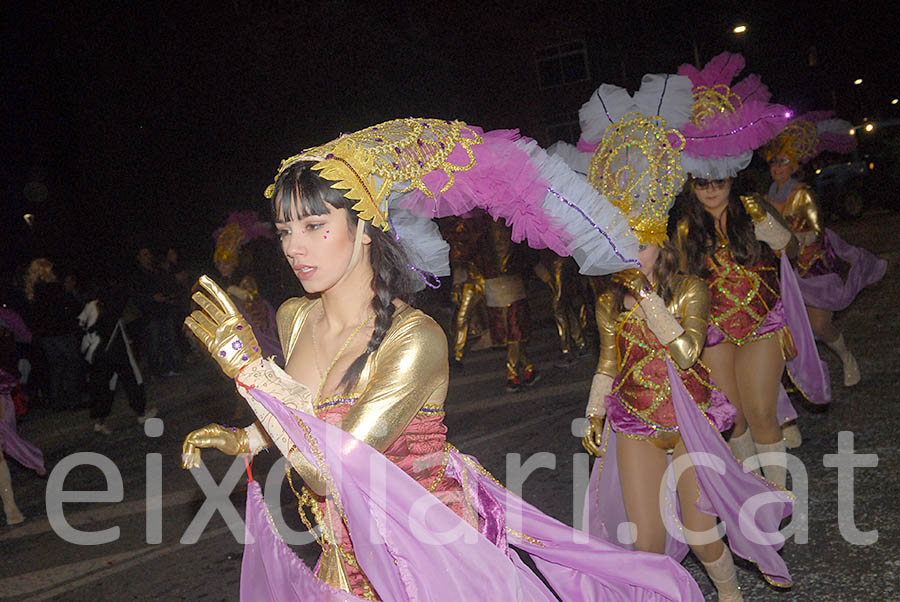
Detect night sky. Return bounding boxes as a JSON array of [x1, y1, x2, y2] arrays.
[[3, 1, 898, 278]]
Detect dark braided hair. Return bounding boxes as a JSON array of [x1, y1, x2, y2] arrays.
[[676, 179, 764, 277], [270, 161, 415, 390]]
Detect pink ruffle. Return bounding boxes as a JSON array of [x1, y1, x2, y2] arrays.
[[681, 100, 792, 157], [398, 129, 572, 256]]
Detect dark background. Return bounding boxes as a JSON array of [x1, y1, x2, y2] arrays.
[[4, 0, 898, 279]]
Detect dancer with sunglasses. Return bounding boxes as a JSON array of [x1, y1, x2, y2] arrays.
[[673, 53, 808, 488], [763, 115, 887, 387]]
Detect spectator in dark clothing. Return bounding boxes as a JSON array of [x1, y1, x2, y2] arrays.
[[23, 259, 83, 409], [131, 248, 181, 379], [79, 277, 155, 435]]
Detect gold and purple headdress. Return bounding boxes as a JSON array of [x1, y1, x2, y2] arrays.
[[677, 52, 793, 178], [265, 117, 640, 279], [763, 111, 856, 166]]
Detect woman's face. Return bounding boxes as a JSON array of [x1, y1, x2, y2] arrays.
[[637, 243, 660, 278], [215, 260, 235, 279], [692, 178, 732, 215], [275, 202, 360, 294], [769, 155, 796, 186]]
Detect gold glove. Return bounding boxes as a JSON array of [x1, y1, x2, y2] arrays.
[[610, 268, 652, 301], [181, 423, 250, 469], [185, 275, 262, 378], [581, 416, 605, 457], [740, 194, 768, 223]]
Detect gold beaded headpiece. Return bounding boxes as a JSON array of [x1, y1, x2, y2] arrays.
[[689, 84, 742, 126], [763, 119, 819, 166], [264, 118, 483, 231], [588, 112, 685, 244]]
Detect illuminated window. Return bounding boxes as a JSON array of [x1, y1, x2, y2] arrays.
[[536, 41, 589, 89]]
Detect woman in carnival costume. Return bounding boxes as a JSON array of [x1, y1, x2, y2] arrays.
[[562, 73, 792, 600], [1, 315, 46, 525], [213, 211, 284, 366], [763, 114, 887, 387], [673, 52, 829, 484], [179, 118, 705, 601]]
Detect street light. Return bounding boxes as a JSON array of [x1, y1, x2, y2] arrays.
[[864, 123, 875, 132], [853, 78, 863, 85], [892, 98, 899, 105], [733, 25, 748, 34]]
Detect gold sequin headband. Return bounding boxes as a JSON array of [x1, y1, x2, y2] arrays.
[[588, 112, 685, 244], [264, 118, 483, 231]]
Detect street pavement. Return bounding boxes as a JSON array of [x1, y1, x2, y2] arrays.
[[1, 210, 898, 601]]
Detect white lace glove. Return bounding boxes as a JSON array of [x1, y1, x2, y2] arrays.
[[754, 214, 793, 250], [641, 293, 685, 345], [586, 373, 613, 419]]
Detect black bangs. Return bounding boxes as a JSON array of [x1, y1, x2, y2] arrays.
[[270, 161, 348, 223]]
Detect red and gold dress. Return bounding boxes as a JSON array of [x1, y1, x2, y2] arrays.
[[695, 230, 795, 357], [596, 275, 735, 449]]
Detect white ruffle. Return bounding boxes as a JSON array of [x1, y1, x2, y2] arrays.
[[547, 141, 591, 175], [816, 118, 853, 136], [681, 151, 752, 179], [388, 207, 451, 290], [579, 74, 694, 144], [514, 138, 639, 275]]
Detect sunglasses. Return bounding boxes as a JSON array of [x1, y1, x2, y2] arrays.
[[768, 157, 792, 166], [692, 178, 730, 190]]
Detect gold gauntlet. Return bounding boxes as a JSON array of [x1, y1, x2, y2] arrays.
[[740, 194, 768, 223], [185, 275, 262, 378], [181, 424, 250, 469], [610, 268, 652, 300]]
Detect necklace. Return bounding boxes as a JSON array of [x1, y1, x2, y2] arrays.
[[310, 304, 375, 402]]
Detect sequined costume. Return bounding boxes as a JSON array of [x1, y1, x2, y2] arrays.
[[440, 215, 491, 363], [586, 276, 793, 586], [676, 219, 795, 356], [239, 297, 704, 601], [768, 179, 887, 311], [595, 276, 734, 445], [482, 219, 537, 386], [536, 251, 588, 363]]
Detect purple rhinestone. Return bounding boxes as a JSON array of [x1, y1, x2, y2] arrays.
[[417, 160, 424, 167], [232, 340, 243, 350], [439, 142, 445, 150], [325, 153, 334, 159], [219, 350, 227, 358], [423, 123, 431, 128], [394, 146, 401, 155], [241, 354, 249, 362], [236, 325, 243, 330], [374, 137, 383, 142], [253, 346, 259, 352], [392, 162, 400, 169], [417, 139, 424, 147]]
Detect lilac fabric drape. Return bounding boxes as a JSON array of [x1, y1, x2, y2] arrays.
[[584, 360, 793, 587], [0, 393, 46, 475], [239, 385, 704, 601], [796, 229, 887, 312], [780, 252, 831, 405]]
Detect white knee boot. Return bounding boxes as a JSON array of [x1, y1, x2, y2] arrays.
[[754, 439, 787, 489], [826, 333, 860, 387], [728, 430, 759, 474], [701, 547, 744, 602]]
